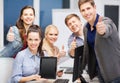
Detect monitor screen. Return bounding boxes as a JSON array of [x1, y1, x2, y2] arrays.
[[72, 45, 84, 82]]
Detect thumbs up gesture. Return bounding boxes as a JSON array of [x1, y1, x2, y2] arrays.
[[96, 16, 106, 35], [7, 27, 15, 42], [58, 45, 66, 58], [70, 37, 77, 50]]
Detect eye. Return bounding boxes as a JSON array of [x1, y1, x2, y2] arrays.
[[55, 34, 58, 36], [49, 34, 53, 36]]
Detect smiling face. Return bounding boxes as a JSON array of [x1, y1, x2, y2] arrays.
[[66, 16, 82, 34], [79, 2, 96, 24], [27, 32, 41, 53], [45, 26, 59, 45], [21, 8, 35, 26]]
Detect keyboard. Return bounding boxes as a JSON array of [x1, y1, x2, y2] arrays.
[[64, 67, 73, 74], [54, 79, 69, 83]]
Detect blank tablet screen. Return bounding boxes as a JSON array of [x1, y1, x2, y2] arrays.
[[39, 57, 57, 79]]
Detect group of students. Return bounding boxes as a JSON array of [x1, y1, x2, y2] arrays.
[[1, 0, 120, 83]]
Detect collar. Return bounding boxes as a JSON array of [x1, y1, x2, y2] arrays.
[[86, 14, 100, 29], [26, 47, 39, 58]]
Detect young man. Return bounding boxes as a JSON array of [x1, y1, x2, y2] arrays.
[[78, 0, 120, 83], [65, 14, 84, 58], [65, 14, 87, 83]]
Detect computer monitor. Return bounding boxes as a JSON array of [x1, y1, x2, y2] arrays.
[[72, 45, 84, 82], [39, 57, 57, 79]]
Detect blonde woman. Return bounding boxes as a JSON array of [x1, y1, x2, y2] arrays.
[[42, 24, 66, 59], [42, 24, 66, 77]]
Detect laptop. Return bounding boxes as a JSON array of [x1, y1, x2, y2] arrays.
[[39, 57, 57, 79], [72, 45, 84, 82]]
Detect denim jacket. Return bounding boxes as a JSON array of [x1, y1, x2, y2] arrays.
[[0, 26, 23, 57]]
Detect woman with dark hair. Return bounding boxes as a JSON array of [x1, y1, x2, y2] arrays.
[[9, 25, 46, 83], [0, 5, 35, 57]]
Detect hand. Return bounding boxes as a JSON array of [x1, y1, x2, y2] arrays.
[[70, 37, 77, 50], [96, 16, 106, 35], [59, 45, 66, 57], [57, 70, 63, 77], [31, 74, 41, 81], [7, 27, 15, 42]]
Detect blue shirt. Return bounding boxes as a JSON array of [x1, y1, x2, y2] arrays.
[[86, 14, 99, 48], [68, 33, 84, 48], [9, 47, 40, 83]]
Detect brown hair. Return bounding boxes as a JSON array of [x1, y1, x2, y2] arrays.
[[16, 5, 35, 43], [78, 0, 95, 9], [65, 14, 80, 26], [27, 25, 44, 57]]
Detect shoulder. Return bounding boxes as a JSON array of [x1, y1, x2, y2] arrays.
[[103, 17, 113, 24], [15, 49, 27, 59]]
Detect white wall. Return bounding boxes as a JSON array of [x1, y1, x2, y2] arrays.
[[33, 0, 40, 25], [0, 0, 3, 48], [52, 9, 86, 52]]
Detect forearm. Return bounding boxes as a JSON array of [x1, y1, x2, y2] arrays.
[[19, 75, 35, 83]]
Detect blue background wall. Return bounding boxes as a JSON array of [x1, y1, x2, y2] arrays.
[[4, 0, 33, 44], [40, 0, 63, 30]]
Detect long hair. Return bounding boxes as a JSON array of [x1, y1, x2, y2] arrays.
[[42, 25, 59, 56], [27, 25, 44, 57], [16, 5, 35, 42]]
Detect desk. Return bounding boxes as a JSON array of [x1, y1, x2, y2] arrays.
[[26, 56, 74, 83]]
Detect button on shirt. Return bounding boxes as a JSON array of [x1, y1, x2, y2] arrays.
[[86, 14, 99, 48], [9, 47, 40, 83]]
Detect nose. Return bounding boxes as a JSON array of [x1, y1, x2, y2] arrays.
[[32, 40, 35, 44]]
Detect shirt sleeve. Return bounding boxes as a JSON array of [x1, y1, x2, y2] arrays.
[[11, 52, 24, 83]]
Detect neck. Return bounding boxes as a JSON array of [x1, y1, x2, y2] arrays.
[[74, 28, 83, 37], [24, 24, 32, 34]]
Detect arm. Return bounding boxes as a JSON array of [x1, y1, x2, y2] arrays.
[[19, 75, 41, 83], [11, 52, 41, 83], [68, 37, 77, 58], [7, 26, 22, 42]]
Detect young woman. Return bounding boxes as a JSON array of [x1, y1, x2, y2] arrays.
[[42, 24, 66, 77], [42, 24, 66, 59], [0, 5, 35, 57], [9, 25, 46, 83]]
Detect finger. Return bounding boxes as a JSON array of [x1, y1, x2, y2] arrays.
[[98, 16, 103, 22], [73, 37, 76, 42], [61, 45, 64, 50], [9, 27, 13, 33]]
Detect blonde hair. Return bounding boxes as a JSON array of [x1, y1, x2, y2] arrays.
[[42, 24, 59, 56]]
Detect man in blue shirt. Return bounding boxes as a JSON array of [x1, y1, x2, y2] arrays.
[[65, 14, 87, 83], [65, 14, 84, 58]]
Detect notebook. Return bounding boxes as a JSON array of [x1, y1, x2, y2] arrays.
[[39, 57, 57, 79]]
